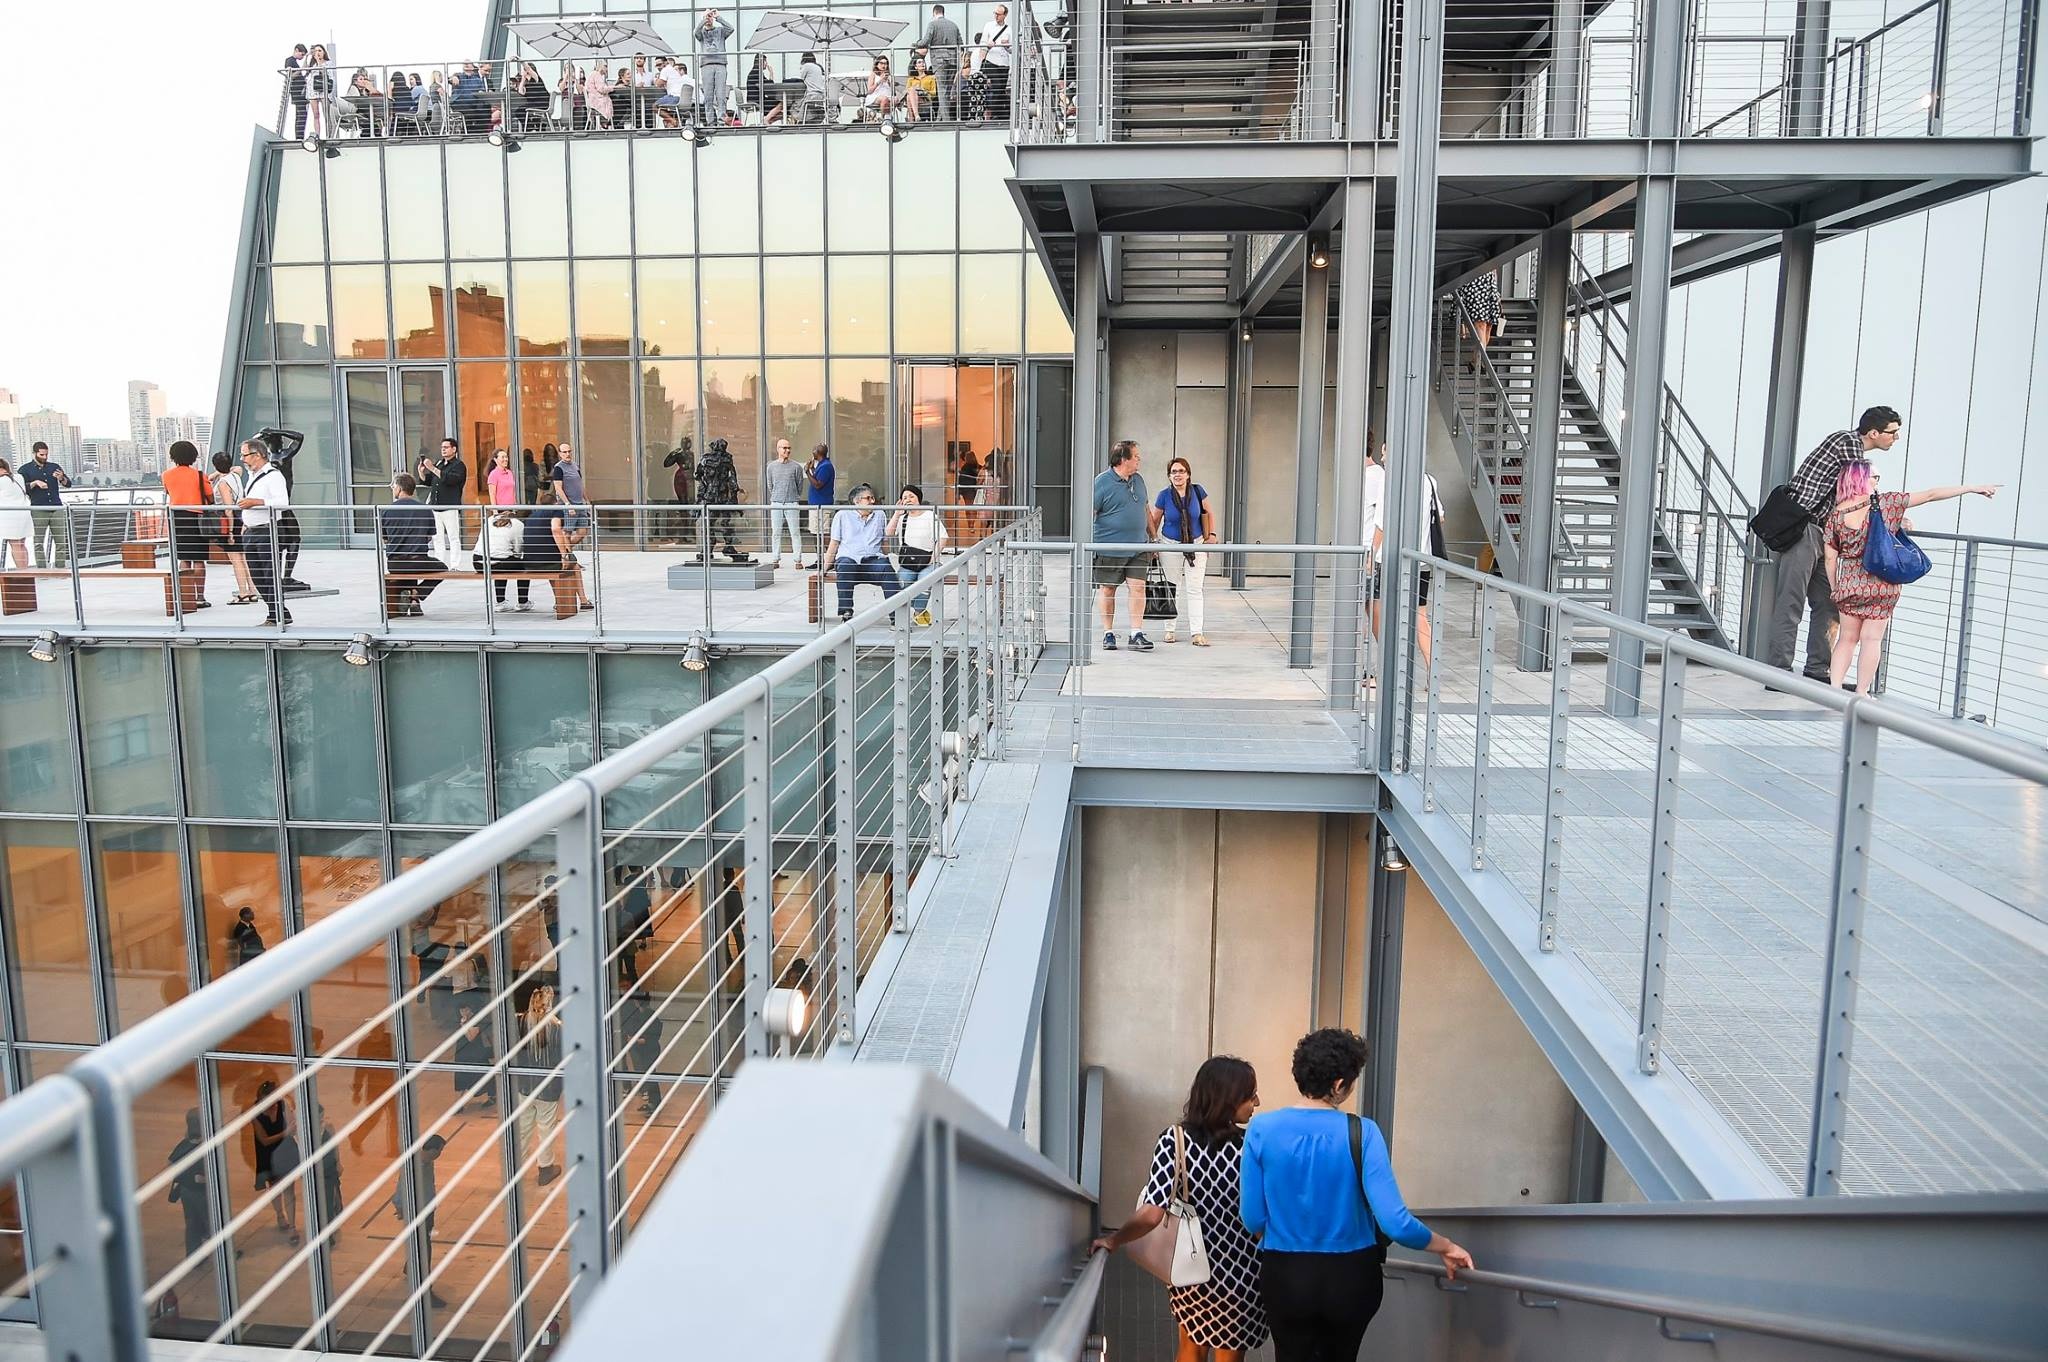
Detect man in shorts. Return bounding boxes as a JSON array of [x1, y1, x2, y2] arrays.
[[1090, 439, 1153, 651]]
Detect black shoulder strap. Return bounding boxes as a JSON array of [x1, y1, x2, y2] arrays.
[[1347, 1113, 1389, 1249]]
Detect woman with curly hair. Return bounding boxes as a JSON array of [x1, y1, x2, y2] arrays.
[[1241, 1028, 1473, 1360], [1093, 1056, 1267, 1360]]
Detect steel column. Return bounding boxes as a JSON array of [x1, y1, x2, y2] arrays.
[[1952, 540, 1980, 717], [1635, 650, 1686, 1074], [1291, 246, 1332, 667], [1373, 0, 1449, 770], [1539, 623, 1572, 952], [892, 608, 911, 933], [1742, 224, 1816, 660], [554, 788, 615, 1307], [1345, 0, 1385, 138], [833, 637, 858, 1048], [1070, 232, 1104, 652], [1788, 0, 1833, 136], [1567, 1107, 1609, 1202], [1306, 0, 1340, 136], [1075, 0, 1103, 141], [1548, 0, 1587, 136], [1329, 181, 1378, 709], [1927, 0, 1953, 134], [1806, 710, 1878, 1195], [1520, 227, 1571, 669], [1226, 322, 1254, 590], [1361, 819, 1407, 1143], [741, 698, 772, 1059]]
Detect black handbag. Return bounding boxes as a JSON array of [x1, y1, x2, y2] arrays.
[[1143, 557, 1178, 620], [1750, 483, 1809, 552]]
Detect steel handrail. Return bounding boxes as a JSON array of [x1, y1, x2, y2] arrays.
[[1444, 293, 1584, 565], [1692, 0, 1944, 137], [1384, 1259, 2039, 1362], [1032, 1252, 1107, 1362]]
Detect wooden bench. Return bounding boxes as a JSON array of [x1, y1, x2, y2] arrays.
[[387, 568, 582, 620], [0, 567, 185, 618]]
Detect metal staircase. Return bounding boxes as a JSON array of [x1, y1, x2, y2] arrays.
[[1432, 259, 1761, 647], [1105, 0, 1322, 140]]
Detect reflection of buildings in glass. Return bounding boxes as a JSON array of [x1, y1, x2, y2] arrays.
[[451, 281, 510, 357], [703, 369, 761, 472], [833, 380, 889, 464]]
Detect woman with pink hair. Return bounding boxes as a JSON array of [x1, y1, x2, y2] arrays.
[[1823, 459, 1999, 693]]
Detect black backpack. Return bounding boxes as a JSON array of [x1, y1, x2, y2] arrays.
[[1750, 483, 1809, 552]]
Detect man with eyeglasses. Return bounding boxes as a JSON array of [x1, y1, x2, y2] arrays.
[[1769, 405, 1903, 681]]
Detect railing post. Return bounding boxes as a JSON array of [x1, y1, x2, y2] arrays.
[[1539, 609, 1573, 952], [892, 606, 912, 934], [833, 634, 858, 1049], [553, 784, 615, 1307], [1636, 649, 1686, 1073], [66, 507, 84, 624], [1927, 0, 1952, 134], [1470, 590, 1498, 869], [1952, 539, 1979, 718], [1421, 566, 1442, 812], [20, 1080, 134, 1362], [1806, 707, 1878, 1195], [929, 585, 952, 859], [741, 693, 772, 1059]]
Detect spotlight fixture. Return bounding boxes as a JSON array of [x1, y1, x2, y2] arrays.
[[302, 136, 320, 153], [343, 633, 374, 667], [1380, 837, 1409, 873], [880, 118, 906, 143], [487, 128, 522, 152], [1240, 323, 1253, 343], [27, 630, 58, 664], [681, 632, 710, 672], [1308, 237, 1330, 270], [763, 985, 811, 1041], [682, 124, 709, 148]]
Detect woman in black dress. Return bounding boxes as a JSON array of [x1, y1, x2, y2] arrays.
[[249, 1079, 301, 1246], [1093, 1057, 1269, 1361]]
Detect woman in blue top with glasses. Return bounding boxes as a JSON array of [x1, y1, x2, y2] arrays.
[[1242, 1028, 1473, 1360]]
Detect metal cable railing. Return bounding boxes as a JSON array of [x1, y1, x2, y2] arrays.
[[0, 516, 1039, 1362]]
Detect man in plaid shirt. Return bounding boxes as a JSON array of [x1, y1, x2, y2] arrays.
[[1768, 405, 1903, 678]]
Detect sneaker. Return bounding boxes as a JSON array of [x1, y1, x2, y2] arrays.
[[495, 603, 515, 613], [913, 609, 932, 627], [1101, 631, 1118, 651], [516, 601, 532, 612], [1162, 629, 1176, 643], [1192, 634, 1211, 647], [838, 611, 854, 622], [1129, 632, 1154, 652]]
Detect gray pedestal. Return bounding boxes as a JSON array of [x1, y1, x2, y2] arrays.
[[667, 560, 779, 591]]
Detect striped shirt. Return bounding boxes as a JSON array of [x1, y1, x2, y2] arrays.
[[1789, 429, 1865, 521]]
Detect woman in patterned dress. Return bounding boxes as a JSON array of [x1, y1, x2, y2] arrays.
[[1823, 459, 1998, 694], [1455, 270, 1503, 369], [1092, 1057, 1268, 1360]]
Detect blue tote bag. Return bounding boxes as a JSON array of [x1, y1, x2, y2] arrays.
[[1861, 496, 1931, 585]]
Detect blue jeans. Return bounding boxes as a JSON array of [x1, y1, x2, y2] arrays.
[[834, 556, 897, 616]]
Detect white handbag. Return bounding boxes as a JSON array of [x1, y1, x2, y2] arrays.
[[1126, 1125, 1212, 1287]]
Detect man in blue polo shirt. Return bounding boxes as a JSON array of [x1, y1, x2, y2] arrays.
[[1091, 439, 1153, 651]]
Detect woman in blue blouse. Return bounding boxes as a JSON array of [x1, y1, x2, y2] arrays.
[[1241, 1028, 1473, 1360]]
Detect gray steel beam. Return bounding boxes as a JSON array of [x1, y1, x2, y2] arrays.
[[1589, 231, 1776, 303], [1361, 819, 1407, 1144], [1107, 300, 1240, 324], [1374, 0, 1448, 767], [1291, 244, 1333, 667], [1075, 0, 1102, 141], [1226, 321, 1254, 589], [1069, 232, 1104, 568], [1548, 0, 1586, 137], [1788, 0, 1833, 137], [1328, 182, 1378, 707], [1345, 0, 1386, 139], [1305, 0, 1339, 138], [1742, 224, 1816, 660], [1568, 1107, 1609, 1201], [1068, 765, 1379, 811], [1518, 226, 1570, 670], [1242, 236, 1307, 317]]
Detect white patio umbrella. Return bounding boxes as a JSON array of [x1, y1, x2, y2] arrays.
[[746, 9, 909, 55], [506, 16, 674, 60]]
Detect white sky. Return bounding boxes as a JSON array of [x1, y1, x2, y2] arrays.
[[0, 2, 479, 434]]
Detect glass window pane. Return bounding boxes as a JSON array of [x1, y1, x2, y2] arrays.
[[3, 821, 93, 1043], [96, 823, 186, 1034], [830, 360, 890, 495], [637, 258, 697, 358], [599, 656, 705, 832], [519, 361, 573, 460], [392, 263, 449, 358], [194, 825, 292, 1056], [446, 143, 508, 258], [458, 363, 513, 477], [113, 1060, 222, 1340], [641, 360, 699, 512], [570, 140, 633, 256], [80, 646, 173, 817], [324, 149, 385, 261], [386, 651, 486, 824], [294, 828, 393, 1058], [893, 128, 956, 251], [392, 831, 492, 1066], [767, 362, 827, 471], [330, 264, 389, 361], [271, 266, 331, 362], [698, 258, 761, 356], [575, 259, 634, 355], [633, 139, 696, 255], [267, 150, 325, 263], [213, 1058, 318, 1340], [507, 140, 569, 256], [277, 366, 345, 514], [894, 254, 955, 354], [305, 1063, 411, 1353], [959, 129, 1021, 248], [576, 361, 637, 504], [177, 649, 277, 819], [701, 361, 762, 499], [281, 648, 380, 822], [0, 646, 75, 814], [242, 270, 275, 362], [239, 365, 279, 438], [453, 262, 512, 357], [384, 144, 446, 259], [828, 135, 890, 252], [960, 255, 1022, 354], [762, 138, 824, 253], [491, 654, 595, 813], [829, 255, 888, 354], [695, 138, 759, 253], [1026, 259, 1072, 354], [514, 261, 571, 357], [764, 257, 824, 355]]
